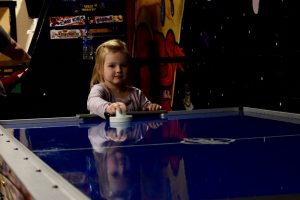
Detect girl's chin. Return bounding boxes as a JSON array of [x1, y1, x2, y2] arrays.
[[114, 79, 125, 83]]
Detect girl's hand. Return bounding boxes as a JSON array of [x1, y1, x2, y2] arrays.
[[143, 103, 162, 111], [106, 128, 127, 142], [146, 122, 163, 129], [105, 102, 126, 115]]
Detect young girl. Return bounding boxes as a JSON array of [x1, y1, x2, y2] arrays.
[[87, 39, 162, 119]]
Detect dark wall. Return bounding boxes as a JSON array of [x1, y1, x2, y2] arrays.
[[173, 0, 294, 112]]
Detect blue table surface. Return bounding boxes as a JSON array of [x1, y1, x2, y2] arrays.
[[5, 113, 300, 200]]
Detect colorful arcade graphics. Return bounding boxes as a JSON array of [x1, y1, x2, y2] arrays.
[[134, 0, 186, 111]]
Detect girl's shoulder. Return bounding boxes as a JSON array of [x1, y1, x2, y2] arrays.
[[90, 83, 111, 95], [91, 83, 108, 90]]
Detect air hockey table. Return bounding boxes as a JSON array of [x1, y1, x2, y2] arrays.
[[1, 107, 300, 200]]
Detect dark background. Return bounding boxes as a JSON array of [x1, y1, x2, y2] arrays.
[[174, 0, 292, 112], [0, 0, 295, 119]]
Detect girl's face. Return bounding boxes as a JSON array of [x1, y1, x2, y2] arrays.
[[102, 51, 129, 88], [106, 151, 132, 194]]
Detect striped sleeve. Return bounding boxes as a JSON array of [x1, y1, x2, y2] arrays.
[[87, 84, 112, 119], [131, 87, 151, 110]]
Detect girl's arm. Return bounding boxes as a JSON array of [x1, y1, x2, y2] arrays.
[[87, 85, 112, 119], [135, 87, 162, 111]]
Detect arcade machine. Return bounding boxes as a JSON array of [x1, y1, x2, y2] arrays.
[[22, 0, 128, 118]]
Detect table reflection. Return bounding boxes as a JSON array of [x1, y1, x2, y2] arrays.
[[88, 120, 189, 200]]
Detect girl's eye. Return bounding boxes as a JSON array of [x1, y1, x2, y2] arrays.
[[106, 63, 128, 68], [111, 171, 120, 178]]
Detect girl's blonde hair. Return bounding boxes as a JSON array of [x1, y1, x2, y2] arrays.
[[90, 39, 130, 87]]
